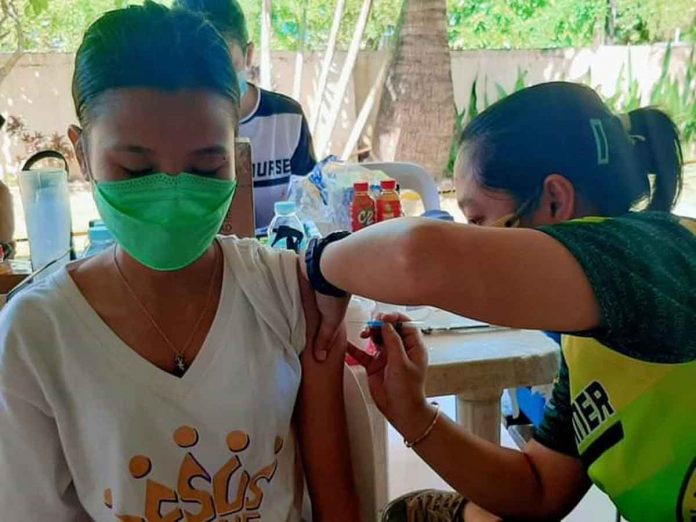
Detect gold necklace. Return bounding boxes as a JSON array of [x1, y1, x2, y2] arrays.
[[112, 243, 220, 377]]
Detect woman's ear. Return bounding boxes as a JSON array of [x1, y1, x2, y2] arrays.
[[68, 125, 90, 181], [539, 174, 576, 223]]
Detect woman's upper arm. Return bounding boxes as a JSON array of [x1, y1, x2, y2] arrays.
[[296, 334, 360, 521], [417, 224, 600, 331], [0, 388, 83, 519]]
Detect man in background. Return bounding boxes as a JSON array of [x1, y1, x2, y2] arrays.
[[175, 0, 317, 231]]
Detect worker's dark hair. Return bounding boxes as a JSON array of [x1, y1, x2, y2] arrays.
[[459, 81, 683, 214], [174, 0, 249, 50], [72, 0, 239, 127]]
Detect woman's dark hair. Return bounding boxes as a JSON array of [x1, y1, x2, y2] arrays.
[[174, 0, 249, 50], [459, 82, 683, 214], [72, 1, 239, 127]]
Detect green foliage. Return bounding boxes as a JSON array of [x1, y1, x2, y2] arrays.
[[445, 46, 696, 176], [1, 0, 133, 52], [615, 0, 696, 44], [447, 0, 606, 49], [1, 0, 694, 53], [28, 0, 49, 14], [237, 0, 402, 52]]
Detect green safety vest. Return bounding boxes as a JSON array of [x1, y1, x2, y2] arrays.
[[563, 334, 696, 521]]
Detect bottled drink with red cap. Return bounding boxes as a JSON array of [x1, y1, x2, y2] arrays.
[[376, 179, 402, 222], [351, 182, 376, 231]]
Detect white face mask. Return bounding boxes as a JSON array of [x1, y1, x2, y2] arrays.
[[237, 70, 249, 98], [489, 192, 540, 228]]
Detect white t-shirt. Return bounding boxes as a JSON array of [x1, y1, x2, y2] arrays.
[[0, 237, 306, 521]]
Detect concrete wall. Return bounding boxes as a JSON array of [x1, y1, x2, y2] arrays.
[[0, 44, 692, 180]]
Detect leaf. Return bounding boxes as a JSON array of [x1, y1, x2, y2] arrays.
[[29, 0, 49, 15], [483, 77, 490, 109], [448, 102, 468, 177], [495, 82, 508, 101], [468, 77, 479, 123], [651, 46, 674, 106], [682, 46, 695, 107], [660, 42, 672, 81], [605, 64, 625, 112], [514, 67, 527, 92]]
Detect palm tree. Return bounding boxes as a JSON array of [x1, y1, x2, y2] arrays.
[[372, 0, 455, 179]]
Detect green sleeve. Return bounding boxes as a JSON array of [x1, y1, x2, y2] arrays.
[[538, 212, 696, 363], [533, 355, 578, 457]]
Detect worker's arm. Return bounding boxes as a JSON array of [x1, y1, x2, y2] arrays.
[[320, 218, 599, 332], [349, 318, 590, 520], [409, 418, 589, 519]]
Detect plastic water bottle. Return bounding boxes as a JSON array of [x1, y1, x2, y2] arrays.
[[268, 201, 305, 253], [302, 219, 322, 242], [82, 221, 115, 258]]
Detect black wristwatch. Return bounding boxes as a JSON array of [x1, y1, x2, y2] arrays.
[[305, 231, 351, 297]]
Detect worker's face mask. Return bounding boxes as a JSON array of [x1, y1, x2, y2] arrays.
[[232, 43, 251, 99], [489, 192, 540, 228], [93, 173, 236, 271]]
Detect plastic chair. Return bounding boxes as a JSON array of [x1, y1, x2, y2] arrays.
[[344, 365, 383, 522], [362, 162, 441, 212]]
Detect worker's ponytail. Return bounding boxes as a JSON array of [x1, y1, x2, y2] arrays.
[[625, 108, 683, 212]]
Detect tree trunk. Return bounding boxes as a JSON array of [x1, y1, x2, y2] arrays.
[[372, 0, 455, 179], [0, 49, 22, 87], [0, 0, 25, 88]]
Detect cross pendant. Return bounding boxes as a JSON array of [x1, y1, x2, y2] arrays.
[[174, 355, 187, 377]]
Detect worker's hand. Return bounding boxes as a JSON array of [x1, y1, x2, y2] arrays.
[[298, 258, 350, 362], [348, 313, 432, 439]]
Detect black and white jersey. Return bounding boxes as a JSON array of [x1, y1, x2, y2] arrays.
[[240, 86, 316, 229]]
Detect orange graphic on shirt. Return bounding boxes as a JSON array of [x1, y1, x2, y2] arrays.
[[105, 426, 284, 522]]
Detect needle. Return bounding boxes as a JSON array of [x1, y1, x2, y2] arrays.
[[346, 320, 425, 328]]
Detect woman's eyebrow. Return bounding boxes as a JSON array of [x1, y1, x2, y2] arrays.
[[111, 144, 154, 154], [189, 145, 230, 156], [109, 144, 229, 157]]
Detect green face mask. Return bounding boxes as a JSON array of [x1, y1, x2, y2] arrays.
[[93, 173, 237, 271]]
